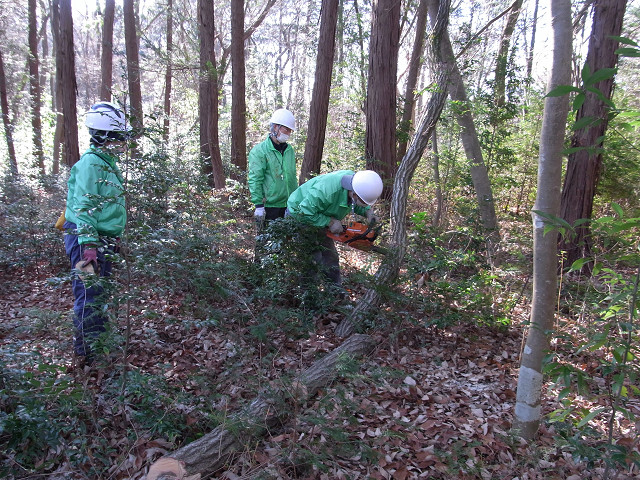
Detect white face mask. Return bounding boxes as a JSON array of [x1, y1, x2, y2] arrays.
[[276, 133, 290, 143]]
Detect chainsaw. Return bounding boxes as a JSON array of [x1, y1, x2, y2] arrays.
[[326, 221, 387, 255]]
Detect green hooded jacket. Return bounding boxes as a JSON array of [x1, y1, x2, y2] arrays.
[[65, 146, 126, 245], [247, 136, 297, 208], [287, 170, 369, 228]]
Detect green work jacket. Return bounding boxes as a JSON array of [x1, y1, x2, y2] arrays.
[[247, 136, 297, 208], [287, 170, 369, 228], [65, 146, 126, 245]]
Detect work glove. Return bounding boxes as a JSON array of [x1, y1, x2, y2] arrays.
[[254, 206, 266, 219], [284, 208, 290, 218], [366, 209, 380, 224], [328, 218, 343, 234], [81, 247, 97, 268]]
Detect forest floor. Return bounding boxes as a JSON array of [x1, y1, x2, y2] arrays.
[[0, 228, 638, 480]]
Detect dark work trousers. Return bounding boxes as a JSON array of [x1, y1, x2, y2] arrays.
[[254, 207, 287, 261], [63, 221, 114, 357], [311, 228, 342, 287]]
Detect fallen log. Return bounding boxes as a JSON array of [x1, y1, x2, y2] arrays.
[[145, 333, 376, 480]]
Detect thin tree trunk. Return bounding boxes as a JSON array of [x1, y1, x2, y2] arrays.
[[440, 30, 499, 237], [337, 0, 452, 338], [299, 0, 340, 183], [51, 0, 63, 174], [431, 129, 443, 227], [146, 334, 376, 479], [396, 0, 429, 164], [494, 0, 523, 108], [558, 0, 627, 273], [59, 0, 79, 167], [123, 0, 143, 133], [163, 0, 173, 142], [513, 0, 572, 440], [526, 0, 540, 83], [0, 50, 18, 177], [100, 0, 115, 101], [365, 0, 401, 200], [29, 0, 45, 176], [230, 0, 247, 177]]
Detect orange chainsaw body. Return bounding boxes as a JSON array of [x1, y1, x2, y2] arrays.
[[326, 221, 379, 252]]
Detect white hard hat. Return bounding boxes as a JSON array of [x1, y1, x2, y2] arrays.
[[352, 170, 383, 205], [269, 108, 296, 131], [85, 101, 130, 132]]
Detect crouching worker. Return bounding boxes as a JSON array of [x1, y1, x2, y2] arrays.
[[286, 170, 383, 290], [63, 101, 130, 366]]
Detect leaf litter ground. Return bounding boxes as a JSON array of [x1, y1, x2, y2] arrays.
[[0, 241, 637, 479]]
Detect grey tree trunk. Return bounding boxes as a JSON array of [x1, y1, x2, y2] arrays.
[[163, 0, 172, 142], [439, 30, 499, 237], [299, 0, 339, 183], [494, 0, 523, 107], [28, 0, 45, 175], [513, 0, 572, 440], [146, 334, 375, 479], [230, 0, 247, 177], [336, 0, 452, 338]]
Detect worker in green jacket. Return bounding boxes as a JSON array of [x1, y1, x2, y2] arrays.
[[287, 169, 383, 288], [248, 108, 298, 259], [63, 101, 130, 367]]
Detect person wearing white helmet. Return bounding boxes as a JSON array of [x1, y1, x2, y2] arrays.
[[62, 101, 130, 368], [287, 169, 383, 288], [247, 108, 298, 258]]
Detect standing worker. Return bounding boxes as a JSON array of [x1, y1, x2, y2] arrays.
[[63, 101, 130, 367], [247, 108, 298, 257], [287, 169, 383, 288]]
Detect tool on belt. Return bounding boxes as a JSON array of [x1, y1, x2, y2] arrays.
[[326, 221, 387, 255]]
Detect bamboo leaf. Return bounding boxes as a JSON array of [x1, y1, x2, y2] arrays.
[[609, 35, 639, 47], [611, 203, 624, 218], [546, 85, 582, 97], [583, 68, 617, 87], [576, 407, 606, 428]]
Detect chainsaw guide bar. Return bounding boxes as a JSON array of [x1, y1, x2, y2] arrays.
[[326, 221, 387, 254]]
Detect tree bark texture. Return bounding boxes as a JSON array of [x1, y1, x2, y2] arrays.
[[59, 0, 79, 167], [396, 0, 429, 165], [230, 0, 247, 177], [558, 0, 627, 272], [439, 29, 499, 236], [100, 0, 115, 101], [299, 0, 340, 184], [163, 0, 173, 142], [146, 334, 376, 479], [526, 0, 540, 83], [29, 0, 45, 175], [0, 50, 18, 176], [494, 0, 523, 108], [337, 0, 452, 338], [123, 0, 144, 133], [513, 0, 572, 441], [365, 0, 401, 199], [198, 0, 225, 188]]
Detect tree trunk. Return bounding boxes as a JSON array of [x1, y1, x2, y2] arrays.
[[198, 0, 225, 189], [494, 0, 523, 108], [146, 334, 376, 479], [513, 0, 572, 441], [100, 0, 114, 101], [0, 50, 18, 177], [337, 0, 452, 338], [230, 0, 247, 178], [163, 0, 173, 143], [440, 29, 499, 237], [431, 129, 443, 227], [396, 0, 428, 164], [123, 0, 144, 133], [365, 0, 401, 199], [51, 0, 63, 174], [59, 0, 79, 167], [526, 0, 540, 83], [558, 0, 627, 273], [29, 0, 45, 176], [299, 0, 340, 183]]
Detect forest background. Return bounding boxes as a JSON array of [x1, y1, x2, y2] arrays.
[[1, 0, 640, 479]]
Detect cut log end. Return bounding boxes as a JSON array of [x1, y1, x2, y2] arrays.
[[146, 457, 201, 480]]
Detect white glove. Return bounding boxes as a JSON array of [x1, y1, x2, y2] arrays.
[[254, 206, 266, 219], [328, 218, 343, 234], [366, 209, 380, 224], [284, 208, 290, 218]]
